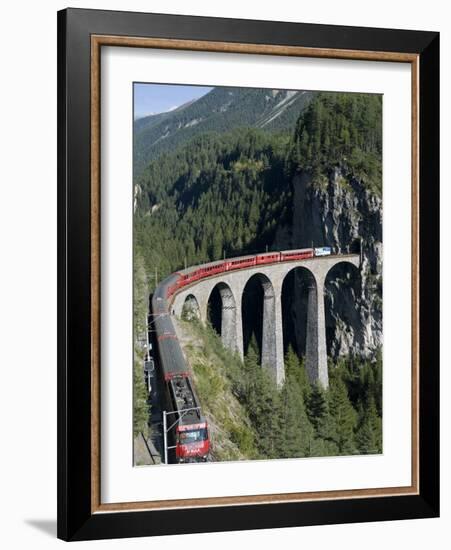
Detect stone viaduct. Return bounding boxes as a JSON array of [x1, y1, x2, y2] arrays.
[[171, 254, 360, 389]]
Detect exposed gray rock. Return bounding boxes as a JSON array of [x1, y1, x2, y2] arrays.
[[274, 168, 382, 359]]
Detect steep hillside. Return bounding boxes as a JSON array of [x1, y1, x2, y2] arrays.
[[134, 128, 291, 281], [173, 317, 260, 461], [134, 87, 312, 177], [172, 317, 382, 460]]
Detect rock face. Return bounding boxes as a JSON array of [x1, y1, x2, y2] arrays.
[[275, 168, 382, 359]]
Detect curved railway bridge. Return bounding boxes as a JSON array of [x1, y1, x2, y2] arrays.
[[156, 251, 360, 389]]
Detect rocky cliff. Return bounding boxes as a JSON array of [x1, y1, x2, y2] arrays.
[[275, 168, 382, 359]]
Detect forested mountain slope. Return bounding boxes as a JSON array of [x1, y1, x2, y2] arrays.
[[134, 87, 312, 178]]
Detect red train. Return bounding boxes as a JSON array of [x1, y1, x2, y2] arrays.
[[167, 247, 332, 298], [176, 420, 209, 462]]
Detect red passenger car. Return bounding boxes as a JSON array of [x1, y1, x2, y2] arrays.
[[196, 262, 227, 278], [189, 269, 203, 283], [280, 248, 314, 262], [225, 256, 256, 271], [256, 252, 281, 265]]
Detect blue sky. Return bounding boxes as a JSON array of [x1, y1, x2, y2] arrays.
[[134, 83, 213, 119]]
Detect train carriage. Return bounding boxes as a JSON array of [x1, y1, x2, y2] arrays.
[[280, 248, 314, 261], [225, 254, 257, 271], [255, 252, 281, 265]]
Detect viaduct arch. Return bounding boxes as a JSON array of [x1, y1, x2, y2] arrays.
[[173, 254, 360, 389]]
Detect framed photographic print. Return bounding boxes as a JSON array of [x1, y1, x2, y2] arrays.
[[57, 8, 439, 541]]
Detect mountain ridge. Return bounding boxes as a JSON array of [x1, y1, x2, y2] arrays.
[[133, 86, 312, 178]]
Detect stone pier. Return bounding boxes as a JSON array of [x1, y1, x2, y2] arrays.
[[305, 278, 328, 388], [218, 283, 237, 353]]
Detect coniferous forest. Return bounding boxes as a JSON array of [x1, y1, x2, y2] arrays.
[[133, 86, 383, 461], [181, 321, 382, 460]]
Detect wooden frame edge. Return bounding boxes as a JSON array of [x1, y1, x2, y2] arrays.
[[91, 34, 418, 62], [93, 488, 420, 515], [90, 34, 420, 515], [91, 35, 101, 513]]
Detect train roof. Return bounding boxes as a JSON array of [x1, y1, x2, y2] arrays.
[[280, 248, 313, 254], [178, 259, 225, 276], [227, 254, 260, 261], [157, 331, 189, 377], [178, 254, 258, 276], [178, 249, 327, 275], [168, 376, 202, 425]]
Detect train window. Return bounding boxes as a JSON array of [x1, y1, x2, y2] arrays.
[[177, 428, 208, 443]]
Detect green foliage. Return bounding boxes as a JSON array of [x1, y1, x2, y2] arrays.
[[355, 396, 382, 454], [285, 346, 311, 403], [133, 252, 150, 438], [182, 316, 382, 460], [275, 371, 314, 458], [228, 423, 256, 456], [191, 355, 225, 409], [184, 320, 260, 461], [134, 128, 292, 292], [323, 355, 383, 456], [307, 383, 328, 431], [243, 348, 281, 458], [288, 92, 382, 195], [327, 376, 358, 454], [134, 86, 311, 177], [133, 357, 149, 439]]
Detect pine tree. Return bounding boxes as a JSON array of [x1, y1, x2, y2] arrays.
[[284, 346, 299, 379], [355, 416, 377, 454], [372, 354, 383, 416], [248, 333, 260, 359], [284, 347, 310, 402], [356, 395, 382, 454], [211, 224, 223, 260], [243, 344, 260, 402], [307, 383, 327, 431], [244, 349, 280, 458], [328, 377, 357, 455], [309, 436, 339, 458], [276, 380, 314, 458]]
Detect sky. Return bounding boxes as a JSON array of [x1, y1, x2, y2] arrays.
[[133, 83, 213, 119]]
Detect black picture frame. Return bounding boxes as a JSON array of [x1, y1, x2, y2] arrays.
[[57, 7, 439, 541]]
